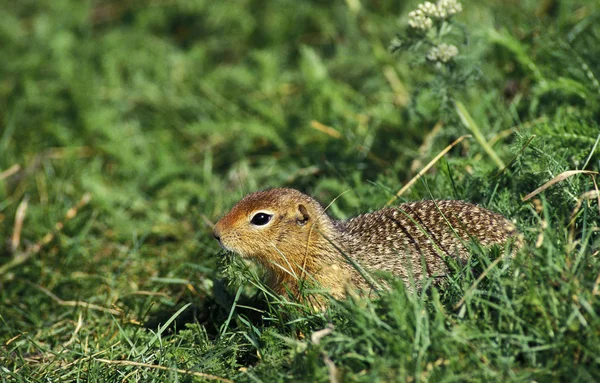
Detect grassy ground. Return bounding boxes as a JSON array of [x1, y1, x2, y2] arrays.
[[1, 0, 599, 381]]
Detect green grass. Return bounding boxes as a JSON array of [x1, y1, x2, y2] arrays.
[[1, 0, 599, 381]]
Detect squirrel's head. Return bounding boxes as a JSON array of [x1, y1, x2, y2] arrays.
[[213, 188, 336, 268]]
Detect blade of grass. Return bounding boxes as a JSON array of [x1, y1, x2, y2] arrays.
[[137, 302, 191, 356], [386, 135, 471, 206], [522, 170, 598, 201], [220, 286, 242, 338], [94, 358, 234, 383], [455, 101, 505, 169]]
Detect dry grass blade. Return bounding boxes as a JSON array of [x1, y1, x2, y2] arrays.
[[46, 146, 93, 160], [34, 284, 123, 316], [386, 135, 471, 206], [5, 333, 23, 346], [0, 193, 92, 278], [311, 324, 334, 345], [302, 190, 350, 280], [569, 190, 600, 223], [62, 313, 84, 348], [522, 170, 598, 201], [593, 177, 600, 215], [593, 271, 600, 296], [410, 121, 444, 173], [0, 164, 21, 181], [568, 183, 600, 241], [94, 358, 235, 383], [311, 120, 342, 139], [322, 352, 339, 383], [383, 65, 410, 107], [199, 212, 216, 228], [11, 196, 29, 253]]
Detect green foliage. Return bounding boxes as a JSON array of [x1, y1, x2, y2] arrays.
[[1, 0, 599, 381]]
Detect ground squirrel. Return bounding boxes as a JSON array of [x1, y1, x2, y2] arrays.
[[213, 188, 519, 300]]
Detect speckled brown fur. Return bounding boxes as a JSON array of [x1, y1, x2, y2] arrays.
[[213, 188, 519, 299]]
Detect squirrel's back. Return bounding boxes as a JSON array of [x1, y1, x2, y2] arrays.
[[340, 200, 519, 284]]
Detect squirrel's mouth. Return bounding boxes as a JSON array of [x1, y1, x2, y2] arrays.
[[215, 237, 246, 258], [215, 238, 230, 252], [213, 233, 254, 259]]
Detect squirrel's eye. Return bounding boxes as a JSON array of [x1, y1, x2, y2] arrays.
[[250, 212, 273, 226]]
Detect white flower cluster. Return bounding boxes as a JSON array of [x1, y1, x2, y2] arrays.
[[436, 0, 463, 18], [407, 0, 463, 31], [426, 43, 459, 62], [418, 2, 438, 17], [407, 8, 433, 30]]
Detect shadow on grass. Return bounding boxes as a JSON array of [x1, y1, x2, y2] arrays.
[[142, 278, 271, 337]]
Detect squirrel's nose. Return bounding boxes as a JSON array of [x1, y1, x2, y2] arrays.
[[213, 226, 221, 242]]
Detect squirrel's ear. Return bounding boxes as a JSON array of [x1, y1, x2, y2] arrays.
[[296, 204, 310, 226]]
